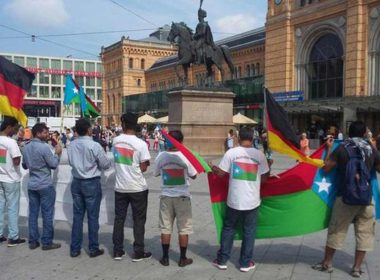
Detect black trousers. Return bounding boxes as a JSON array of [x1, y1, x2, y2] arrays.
[[112, 190, 148, 253]]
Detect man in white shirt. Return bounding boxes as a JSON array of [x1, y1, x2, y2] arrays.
[[209, 127, 270, 272], [154, 130, 197, 267], [0, 116, 25, 246], [112, 113, 151, 262]]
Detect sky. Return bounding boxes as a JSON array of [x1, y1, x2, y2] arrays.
[[0, 0, 267, 60]]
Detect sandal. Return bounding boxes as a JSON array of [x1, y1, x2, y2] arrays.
[[311, 262, 333, 273], [351, 269, 363, 278]]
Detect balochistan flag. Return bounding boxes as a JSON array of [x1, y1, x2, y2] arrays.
[[208, 141, 380, 241], [265, 89, 323, 168], [63, 74, 78, 105], [0, 56, 35, 127], [163, 169, 186, 186], [113, 146, 134, 165], [0, 148, 6, 164], [232, 162, 258, 181]]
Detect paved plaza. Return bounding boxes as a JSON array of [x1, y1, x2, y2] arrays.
[[0, 150, 379, 280]]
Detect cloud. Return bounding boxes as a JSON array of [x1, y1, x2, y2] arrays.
[[4, 0, 69, 28], [215, 14, 264, 34]]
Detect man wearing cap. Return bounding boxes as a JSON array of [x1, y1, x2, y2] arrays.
[[193, 7, 216, 65], [112, 113, 152, 262]]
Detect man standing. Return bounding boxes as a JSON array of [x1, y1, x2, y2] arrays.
[[0, 116, 25, 246], [112, 113, 151, 261], [312, 121, 380, 277], [67, 118, 111, 258], [154, 130, 197, 267], [22, 123, 62, 250], [209, 127, 270, 272]]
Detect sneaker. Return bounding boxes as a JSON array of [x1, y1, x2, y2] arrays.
[[42, 243, 61, 251], [89, 248, 104, 258], [0, 236, 7, 243], [178, 257, 193, 267], [159, 257, 169, 266], [7, 238, 26, 247], [113, 250, 126, 261], [132, 251, 152, 262], [240, 261, 256, 272], [212, 259, 227, 270], [29, 241, 40, 250], [70, 250, 81, 258]]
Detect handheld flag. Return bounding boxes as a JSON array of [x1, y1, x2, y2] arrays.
[[265, 89, 323, 167], [160, 129, 211, 173], [0, 56, 35, 127]]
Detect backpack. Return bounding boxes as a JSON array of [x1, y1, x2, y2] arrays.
[[342, 144, 372, 205]]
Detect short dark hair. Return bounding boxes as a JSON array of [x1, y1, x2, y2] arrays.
[[75, 118, 91, 136], [169, 130, 184, 143], [121, 113, 138, 131], [32, 123, 49, 137], [348, 121, 366, 138], [0, 116, 19, 131], [239, 127, 254, 141]]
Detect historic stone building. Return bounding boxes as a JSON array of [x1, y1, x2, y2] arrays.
[[101, 26, 177, 126], [266, 0, 380, 134]]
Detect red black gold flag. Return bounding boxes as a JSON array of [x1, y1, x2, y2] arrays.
[[265, 89, 323, 167], [0, 56, 35, 126]]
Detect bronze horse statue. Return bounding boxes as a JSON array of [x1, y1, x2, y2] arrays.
[[167, 22, 234, 86]]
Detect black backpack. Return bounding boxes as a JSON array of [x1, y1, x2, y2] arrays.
[[342, 144, 372, 205]]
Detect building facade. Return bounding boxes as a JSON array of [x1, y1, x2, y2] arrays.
[[1, 53, 102, 119], [266, 0, 380, 135]]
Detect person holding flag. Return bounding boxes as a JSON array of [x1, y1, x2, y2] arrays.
[[208, 127, 269, 272], [154, 130, 197, 267]]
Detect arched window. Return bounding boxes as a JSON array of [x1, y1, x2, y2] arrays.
[[137, 79, 141, 86], [245, 65, 250, 77], [128, 58, 133, 69], [256, 63, 260, 75], [251, 64, 255, 76], [141, 59, 145, 70], [308, 33, 343, 99]]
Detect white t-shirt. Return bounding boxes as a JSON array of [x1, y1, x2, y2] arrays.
[[219, 146, 269, 210], [154, 151, 197, 197], [0, 136, 22, 183], [113, 134, 151, 193]]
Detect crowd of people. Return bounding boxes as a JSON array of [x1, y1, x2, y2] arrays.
[[0, 115, 380, 276]]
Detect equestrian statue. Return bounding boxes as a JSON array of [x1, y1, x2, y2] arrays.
[[167, 1, 234, 86]]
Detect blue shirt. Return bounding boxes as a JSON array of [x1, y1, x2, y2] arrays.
[[22, 138, 60, 190], [67, 136, 111, 179]]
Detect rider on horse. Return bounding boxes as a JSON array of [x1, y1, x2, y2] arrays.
[[193, 8, 217, 65]]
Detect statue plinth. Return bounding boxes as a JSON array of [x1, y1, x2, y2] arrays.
[[167, 88, 235, 155]]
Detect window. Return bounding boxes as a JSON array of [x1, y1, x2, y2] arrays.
[[51, 75, 61, 85], [137, 79, 141, 86], [39, 86, 49, 98], [96, 63, 103, 72], [74, 103, 81, 115], [86, 62, 95, 72], [74, 61, 84, 71], [27, 57, 37, 67], [245, 65, 250, 77], [250, 64, 255, 76], [108, 80, 111, 89], [86, 88, 95, 99], [63, 60, 72, 70], [28, 85, 37, 97], [256, 63, 260, 75], [97, 89, 102, 100], [86, 77, 95, 87], [39, 58, 49, 68], [76, 76, 84, 86], [51, 59, 61, 69], [39, 73, 49, 84], [51, 86, 61, 98], [141, 59, 145, 70], [308, 33, 343, 99], [96, 77, 102, 87], [14, 56, 25, 67], [129, 58, 133, 69]]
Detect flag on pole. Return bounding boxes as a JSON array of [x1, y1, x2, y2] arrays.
[[265, 89, 324, 167], [63, 74, 78, 105], [0, 56, 34, 127]]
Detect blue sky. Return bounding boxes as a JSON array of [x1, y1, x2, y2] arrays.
[[0, 0, 267, 60]]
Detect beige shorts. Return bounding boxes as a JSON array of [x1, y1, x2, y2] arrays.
[[327, 197, 375, 251], [159, 196, 193, 235]]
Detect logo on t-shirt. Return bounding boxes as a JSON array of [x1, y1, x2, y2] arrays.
[[232, 161, 258, 181], [0, 148, 6, 164], [114, 146, 134, 165], [163, 168, 185, 186]]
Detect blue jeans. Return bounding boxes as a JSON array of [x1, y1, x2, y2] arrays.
[[28, 187, 56, 245], [217, 206, 258, 267], [70, 177, 102, 253], [0, 182, 21, 240]]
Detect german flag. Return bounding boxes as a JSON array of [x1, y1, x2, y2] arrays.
[[265, 89, 323, 167], [0, 56, 35, 127]]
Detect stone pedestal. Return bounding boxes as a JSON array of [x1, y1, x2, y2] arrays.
[[167, 88, 235, 156]]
